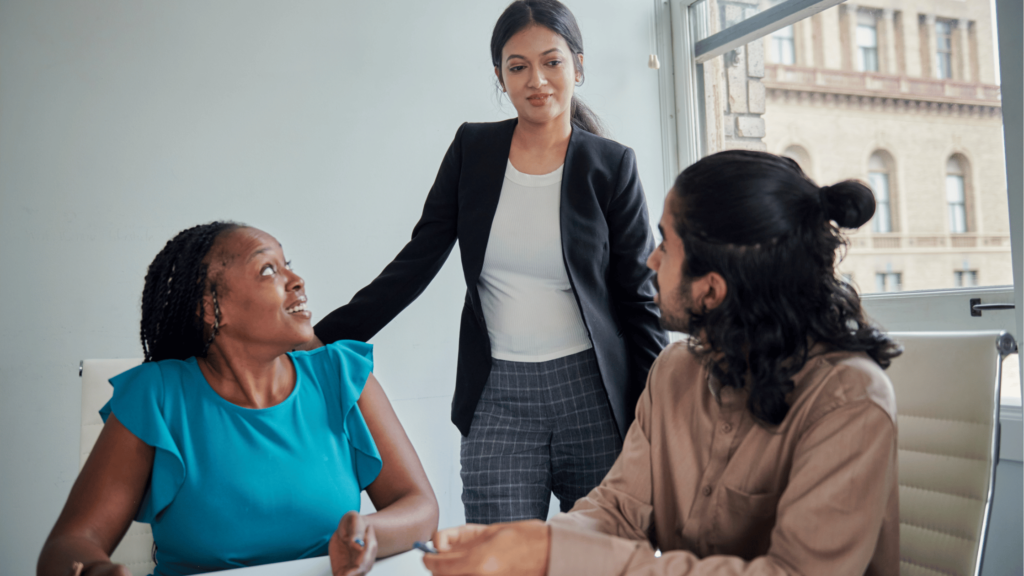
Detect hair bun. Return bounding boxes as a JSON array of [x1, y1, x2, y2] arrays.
[[819, 180, 875, 228]]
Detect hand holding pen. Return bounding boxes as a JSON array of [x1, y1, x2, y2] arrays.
[[329, 510, 378, 576]]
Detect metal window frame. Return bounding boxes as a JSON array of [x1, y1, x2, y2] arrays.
[[693, 0, 847, 65], [662, 0, 848, 173], [653, 0, 681, 192], [660, 0, 707, 173]]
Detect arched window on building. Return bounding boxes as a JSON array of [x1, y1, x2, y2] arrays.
[[783, 145, 812, 179], [868, 151, 895, 233], [945, 155, 970, 234]]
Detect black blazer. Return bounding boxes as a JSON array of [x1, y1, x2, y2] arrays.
[[315, 118, 668, 438]]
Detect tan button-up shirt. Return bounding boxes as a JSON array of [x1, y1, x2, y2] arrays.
[[548, 342, 899, 576]]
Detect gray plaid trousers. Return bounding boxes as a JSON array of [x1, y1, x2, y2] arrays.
[[460, 348, 623, 524]]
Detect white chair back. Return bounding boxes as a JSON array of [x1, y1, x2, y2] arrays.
[[885, 331, 1014, 576], [80, 358, 154, 576]]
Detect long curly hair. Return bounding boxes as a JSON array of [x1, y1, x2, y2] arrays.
[[671, 150, 902, 425], [140, 221, 243, 362]]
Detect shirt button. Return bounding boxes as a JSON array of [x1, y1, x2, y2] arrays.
[[722, 423, 733, 433], [702, 485, 713, 496]]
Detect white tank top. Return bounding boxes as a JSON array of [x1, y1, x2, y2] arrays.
[[477, 160, 593, 362]]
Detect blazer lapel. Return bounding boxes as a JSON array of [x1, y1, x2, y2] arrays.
[[559, 127, 583, 289], [462, 118, 517, 308]]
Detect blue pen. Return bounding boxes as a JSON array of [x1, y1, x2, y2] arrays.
[[413, 541, 438, 554]]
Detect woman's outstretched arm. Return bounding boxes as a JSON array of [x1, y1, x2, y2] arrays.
[[38, 415, 153, 576], [314, 123, 466, 346], [357, 373, 439, 558]]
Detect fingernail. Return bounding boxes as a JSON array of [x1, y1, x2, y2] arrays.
[[354, 538, 364, 547]]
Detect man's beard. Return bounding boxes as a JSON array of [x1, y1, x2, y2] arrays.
[[657, 275, 695, 333]]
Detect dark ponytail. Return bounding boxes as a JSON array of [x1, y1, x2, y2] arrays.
[[819, 181, 875, 229], [491, 0, 607, 137], [140, 221, 242, 363]]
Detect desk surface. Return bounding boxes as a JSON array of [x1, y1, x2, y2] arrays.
[[206, 550, 431, 575]]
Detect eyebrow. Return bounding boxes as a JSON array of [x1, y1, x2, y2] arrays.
[[247, 248, 272, 262], [505, 48, 564, 62], [246, 243, 283, 263]]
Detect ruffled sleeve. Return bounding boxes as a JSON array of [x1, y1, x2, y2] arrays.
[[319, 341, 383, 490], [99, 362, 186, 524]]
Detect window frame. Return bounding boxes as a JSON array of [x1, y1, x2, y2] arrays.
[[935, 19, 954, 79], [954, 270, 979, 288], [867, 150, 897, 234], [771, 25, 797, 65], [856, 11, 879, 72], [869, 171, 892, 232], [946, 172, 968, 233]]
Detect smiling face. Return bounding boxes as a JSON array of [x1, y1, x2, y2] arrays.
[[496, 24, 581, 128], [203, 227, 314, 352]]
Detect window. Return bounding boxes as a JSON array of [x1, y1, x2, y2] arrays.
[[783, 145, 812, 178], [682, 0, 1011, 294], [875, 272, 902, 292], [954, 270, 978, 287], [946, 155, 968, 234], [770, 25, 796, 65], [868, 152, 893, 233], [936, 20, 953, 79], [856, 12, 879, 72]]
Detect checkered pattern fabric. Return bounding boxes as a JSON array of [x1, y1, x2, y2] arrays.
[[460, 349, 623, 524]]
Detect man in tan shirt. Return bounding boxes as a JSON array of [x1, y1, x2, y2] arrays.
[[424, 150, 902, 576]]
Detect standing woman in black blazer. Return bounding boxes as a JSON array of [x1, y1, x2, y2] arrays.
[[309, 0, 667, 523]]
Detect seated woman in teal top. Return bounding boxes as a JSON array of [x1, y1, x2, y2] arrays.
[[39, 223, 439, 576]]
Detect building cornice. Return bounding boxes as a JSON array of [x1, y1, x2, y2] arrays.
[[846, 232, 1012, 252], [763, 64, 1002, 117]]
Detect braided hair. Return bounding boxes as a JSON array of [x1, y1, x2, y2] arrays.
[[140, 221, 243, 363]]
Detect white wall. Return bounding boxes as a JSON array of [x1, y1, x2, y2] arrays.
[[0, 1, 667, 573]]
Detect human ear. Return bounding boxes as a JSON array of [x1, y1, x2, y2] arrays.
[[198, 285, 229, 332], [699, 272, 728, 311], [198, 292, 217, 329], [494, 67, 506, 92], [575, 53, 584, 83]]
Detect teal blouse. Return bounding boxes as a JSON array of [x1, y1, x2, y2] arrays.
[[100, 341, 383, 576]]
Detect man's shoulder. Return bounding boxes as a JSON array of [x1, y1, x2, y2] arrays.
[[647, 341, 705, 399], [797, 351, 898, 425]]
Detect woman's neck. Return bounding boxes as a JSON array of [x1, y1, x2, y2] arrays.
[[197, 341, 295, 409], [509, 113, 572, 175]]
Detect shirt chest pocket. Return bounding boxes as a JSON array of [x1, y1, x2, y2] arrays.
[[711, 485, 781, 558]]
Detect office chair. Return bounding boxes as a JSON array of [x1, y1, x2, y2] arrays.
[[886, 331, 1016, 576], [80, 358, 153, 576]]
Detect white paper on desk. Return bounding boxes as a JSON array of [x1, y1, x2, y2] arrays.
[[198, 550, 430, 576], [205, 556, 330, 576]]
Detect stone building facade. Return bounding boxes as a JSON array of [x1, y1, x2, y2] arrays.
[[701, 0, 1012, 293]]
